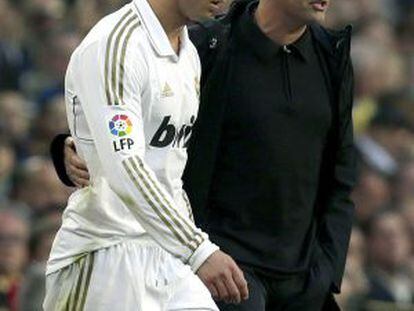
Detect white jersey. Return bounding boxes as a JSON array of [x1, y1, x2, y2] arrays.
[[47, 0, 218, 275]]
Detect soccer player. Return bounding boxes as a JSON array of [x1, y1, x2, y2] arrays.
[[43, 0, 248, 310]]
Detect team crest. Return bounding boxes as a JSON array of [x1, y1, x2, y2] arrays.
[[109, 114, 133, 137]]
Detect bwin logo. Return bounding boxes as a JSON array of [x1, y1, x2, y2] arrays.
[[150, 116, 195, 148]]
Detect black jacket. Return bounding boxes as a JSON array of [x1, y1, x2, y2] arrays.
[[183, 0, 356, 294]]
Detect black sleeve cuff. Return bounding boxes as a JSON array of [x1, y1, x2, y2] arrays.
[[50, 134, 76, 187]]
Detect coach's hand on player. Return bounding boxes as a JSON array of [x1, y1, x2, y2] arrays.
[[65, 137, 90, 187], [197, 250, 249, 304]]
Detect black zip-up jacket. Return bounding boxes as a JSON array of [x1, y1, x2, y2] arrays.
[[51, 0, 356, 295], [183, 0, 356, 294]]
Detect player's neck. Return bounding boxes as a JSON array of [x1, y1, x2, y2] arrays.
[[147, 0, 186, 54], [255, 0, 307, 46]]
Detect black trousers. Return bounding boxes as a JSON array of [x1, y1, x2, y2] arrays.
[[216, 262, 340, 311]]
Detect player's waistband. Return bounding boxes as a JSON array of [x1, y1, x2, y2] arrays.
[[46, 234, 159, 275]]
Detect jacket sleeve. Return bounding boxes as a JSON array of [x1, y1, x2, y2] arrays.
[[50, 133, 75, 187], [318, 60, 356, 294], [68, 37, 218, 272]]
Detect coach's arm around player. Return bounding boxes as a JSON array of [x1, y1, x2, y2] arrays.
[[51, 117, 248, 306]]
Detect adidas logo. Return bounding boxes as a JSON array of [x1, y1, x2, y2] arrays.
[[161, 82, 174, 98]]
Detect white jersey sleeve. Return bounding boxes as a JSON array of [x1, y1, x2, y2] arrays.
[[66, 30, 218, 272]]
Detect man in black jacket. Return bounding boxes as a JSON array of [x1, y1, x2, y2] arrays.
[[52, 0, 356, 309]]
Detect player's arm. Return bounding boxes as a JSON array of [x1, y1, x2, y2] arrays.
[[50, 134, 89, 188]]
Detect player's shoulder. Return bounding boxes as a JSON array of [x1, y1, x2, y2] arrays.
[[72, 3, 144, 60]]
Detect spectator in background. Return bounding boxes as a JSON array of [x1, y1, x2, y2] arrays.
[[352, 163, 392, 226], [0, 0, 27, 91], [401, 202, 414, 264], [397, 7, 414, 54], [24, 30, 80, 105], [365, 211, 414, 310], [12, 157, 70, 217], [0, 92, 33, 158], [0, 208, 30, 311], [371, 105, 414, 160], [327, 0, 400, 29], [30, 95, 68, 156], [353, 104, 414, 225], [351, 40, 406, 135], [71, 0, 128, 37], [22, 0, 65, 41], [355, 104, 414, 190], [358, 16, 396, 49], [19, 212, 60, 311], [394, 158, 414, 208], [0, 139, 15, 202]]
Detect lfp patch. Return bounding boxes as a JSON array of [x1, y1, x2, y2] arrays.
[[109, 114, 133, 137]]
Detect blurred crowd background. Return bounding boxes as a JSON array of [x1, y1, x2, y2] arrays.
[[0, 0, 413, 310]]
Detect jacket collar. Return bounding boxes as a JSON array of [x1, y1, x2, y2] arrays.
[[225, 0, 351, 63], [236, 1, 313, 63], [309, 23, 353, 60]]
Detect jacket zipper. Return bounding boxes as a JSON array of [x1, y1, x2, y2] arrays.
[[282, 45, 293, 106]]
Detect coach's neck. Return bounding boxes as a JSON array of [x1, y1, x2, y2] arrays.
[[255, 0, 307, 46]]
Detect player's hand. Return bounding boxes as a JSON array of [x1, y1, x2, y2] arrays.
[[64, 137, 90, 188], [197, 250, 249, 304]]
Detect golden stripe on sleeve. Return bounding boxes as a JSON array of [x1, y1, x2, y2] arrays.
[[133, 156, 204, 246], [104, 9, 133, 106], [129, 157, 200, 249], [118, 21, 141, 103], [122, 158, 196, 252], [111, 15, 138, 106], [130, 157, 203, 248]]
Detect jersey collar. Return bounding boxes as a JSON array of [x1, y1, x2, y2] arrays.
[[133, 0, 189, 61]]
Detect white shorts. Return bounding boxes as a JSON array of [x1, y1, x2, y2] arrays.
[[43, 239, 218, 311]]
